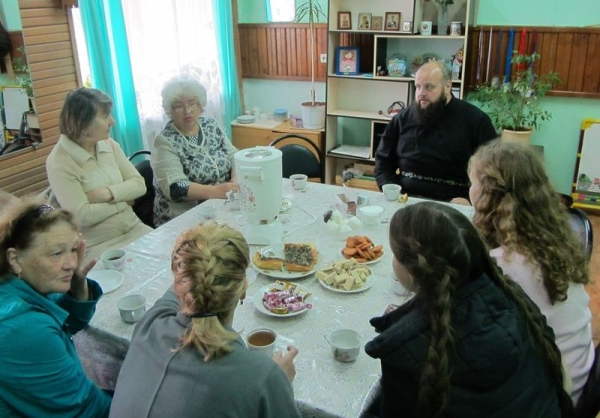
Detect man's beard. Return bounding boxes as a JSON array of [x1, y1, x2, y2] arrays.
[[415, 91, 447, 126]]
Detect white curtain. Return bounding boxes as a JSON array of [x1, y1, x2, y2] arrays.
[[121, 1, 224, 150]]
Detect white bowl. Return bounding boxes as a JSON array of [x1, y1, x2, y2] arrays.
[[358, 205, 384, 225]]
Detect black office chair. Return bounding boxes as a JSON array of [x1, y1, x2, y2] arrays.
[[0, 139, 30, 156], [128, 150, 155, 228], [567, 207, 594, 261], [269, 134, 324, 183], [557, 193, 594, 261], [574, 343, 600, 418]]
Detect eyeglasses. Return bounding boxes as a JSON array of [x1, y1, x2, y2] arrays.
[[172, 101, 200, 114]]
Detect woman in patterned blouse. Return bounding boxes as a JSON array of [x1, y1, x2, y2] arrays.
[[151, 75, 238, 227]]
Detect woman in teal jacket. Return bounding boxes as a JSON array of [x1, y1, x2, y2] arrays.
[[0, 198, 111, 417]]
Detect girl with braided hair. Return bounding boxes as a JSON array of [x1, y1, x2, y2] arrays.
[[365, 202, 572, 418], [468, 140, 593, 402], [110, 222, 301, 417]]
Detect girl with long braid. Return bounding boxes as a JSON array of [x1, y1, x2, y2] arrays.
[[110, 222, 301, 417], [468, 140, 593, 402], [365, 202, 572, 418]]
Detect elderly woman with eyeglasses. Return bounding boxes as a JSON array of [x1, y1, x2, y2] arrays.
[[151, 75, 238, 227]]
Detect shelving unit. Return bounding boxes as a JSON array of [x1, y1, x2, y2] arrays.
[[324, 0, 473, 187]]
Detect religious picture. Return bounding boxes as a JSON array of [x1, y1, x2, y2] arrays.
[[385, 12, 401, 31]]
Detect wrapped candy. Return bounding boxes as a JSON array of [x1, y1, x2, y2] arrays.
[[262, 281, 312, 315]]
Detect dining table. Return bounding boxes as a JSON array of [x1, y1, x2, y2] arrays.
[[74, 179, 474, 418]]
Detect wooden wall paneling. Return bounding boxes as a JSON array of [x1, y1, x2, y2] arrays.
[[316, 25, 326, 80], [277, 27, 285, 75], [256, 27, 268, 76], [239, 23, 326, 81], [286, 28, 296, 77], [296, 27, 307, 77], [467, 26, 600, 98], [553, 33, 573, 92], [567, 32, 588, 92], [582, 34, 600, 94], [0, 0, 79, 196]]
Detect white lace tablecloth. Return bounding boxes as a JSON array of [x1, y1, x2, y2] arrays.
[[75, 180, 473, 418]]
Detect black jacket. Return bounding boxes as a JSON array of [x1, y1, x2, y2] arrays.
[[374, 97, 497, 201], [365, 273, 563, 418]]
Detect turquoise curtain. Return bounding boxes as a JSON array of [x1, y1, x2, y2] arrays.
[[78, 1, 143, 156], [213, 1, 242, 139]]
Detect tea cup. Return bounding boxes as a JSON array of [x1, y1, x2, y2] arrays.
[[246, 328, 277, 356], [382, 184, 401, 201], [117, 294, 147, 323], [101, 249, 127, 271], [325, 329, 361, 362], [290, 174, 308, 190]]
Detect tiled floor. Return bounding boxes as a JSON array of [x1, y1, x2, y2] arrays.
[[585, 213, 600, 346]]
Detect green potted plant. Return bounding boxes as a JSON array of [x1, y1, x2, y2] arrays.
[[11, 47, 36, 112], [472, 52, 560, 143], [295, 0, 326, 129]]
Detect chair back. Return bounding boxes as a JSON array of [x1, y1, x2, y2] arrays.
[[567, 207, 594, 261], [128, 150, 155, 228], [269, 134, 324, 183], [574, 343, 600, 418]]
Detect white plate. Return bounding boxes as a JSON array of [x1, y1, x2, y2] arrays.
[[88, 270, 124, 294], [251, 259, 316, 280], [339, 249, 384, 265], [237, 115, 256, 124], [253, 282, 312, 317], [251, 244, 318, 279], [318, 273, 374, 294]]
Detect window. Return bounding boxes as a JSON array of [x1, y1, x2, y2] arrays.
[[266, 0, 295, 22]]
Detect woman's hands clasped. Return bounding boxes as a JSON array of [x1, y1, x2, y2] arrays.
[[272, 345, 299, 383]]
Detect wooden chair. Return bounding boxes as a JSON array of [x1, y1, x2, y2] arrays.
[[269, 134, 324, 183]]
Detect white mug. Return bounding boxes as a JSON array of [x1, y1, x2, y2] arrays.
[[101, 249, 126, 271], [246, 328, 277, 356], [325, 329, 361, 362], [382, 184, 401, 201], [290, 174, 308, 190], [117, 294, 147, 323], [450, 21, 462, 36]]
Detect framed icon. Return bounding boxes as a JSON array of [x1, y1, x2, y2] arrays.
[[401, 21, 412, 33], [338, 12, 352, 30], [372, 16, 383, 31], [358, 13, 372, 30], [384, 12, 401, 32], [336, 46, 360, 75]]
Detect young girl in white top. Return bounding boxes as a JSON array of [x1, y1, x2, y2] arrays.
[[468, 139, 594, 403]]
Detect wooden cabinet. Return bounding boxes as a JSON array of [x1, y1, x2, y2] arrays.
[[231, 119, 324, 157], [324, 0, 473, 189], [231, 119, 326, 182]]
